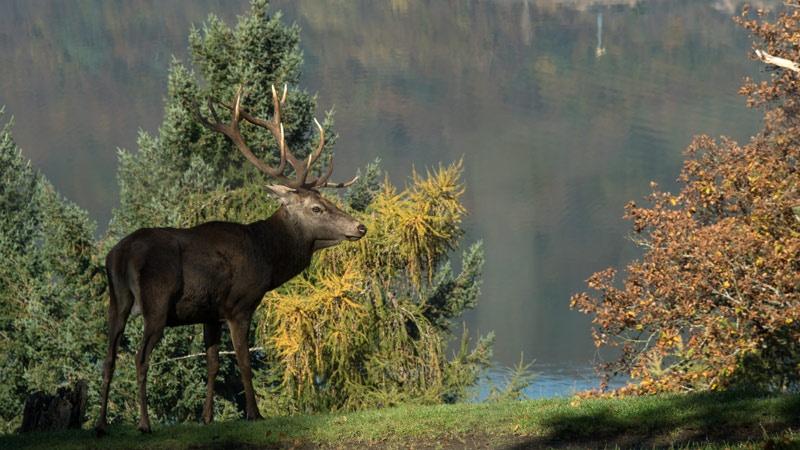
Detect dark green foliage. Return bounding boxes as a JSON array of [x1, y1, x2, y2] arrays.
[[344, 158, 383, 212], [181, 0, 318, 182], [0, 110, 105, 433], [0, 110, 40, 257], [424, 241, 485, 330]]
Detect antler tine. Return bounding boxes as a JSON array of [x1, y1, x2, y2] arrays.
[[269, 84, 301, 171], [194, 86, 290, 184], [306, 118, 327, 168], [228, 84, 301, 173], [232, 85, 244, 124], [319, 175, 360, 189], [293, 117, 329, 187], [303, 115, 358, 189], [278, 123, 288, 173], [270, 84, 281, 124], [308, 154, 359, 189]]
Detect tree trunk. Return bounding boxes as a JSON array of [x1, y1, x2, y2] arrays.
[[20, 380, 88, 433]]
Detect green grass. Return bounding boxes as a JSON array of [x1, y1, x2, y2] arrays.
[[4, 391, 800, 449]]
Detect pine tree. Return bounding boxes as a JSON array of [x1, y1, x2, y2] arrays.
[[0, 109, 104, 433]]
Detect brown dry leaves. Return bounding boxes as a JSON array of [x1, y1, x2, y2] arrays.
[[571, 2, 800, 396]]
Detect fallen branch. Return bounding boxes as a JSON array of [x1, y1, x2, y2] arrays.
[[154, 346, 265, 366], [755, 49, 800, 73]]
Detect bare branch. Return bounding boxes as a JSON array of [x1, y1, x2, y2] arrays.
[[153, 347, 265, 366], [755, 49, 800, 73]]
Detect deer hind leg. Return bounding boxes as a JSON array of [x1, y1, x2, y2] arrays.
[[202, 322, 222, 424], [228, 317, 263, 420], [133, 272, 169, 434], [135, 315, 165, 433], [95, 268, 134, 436]]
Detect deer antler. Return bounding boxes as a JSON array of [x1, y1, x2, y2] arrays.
[[193, 86, 290, 185], [195, 84, 357, 190]]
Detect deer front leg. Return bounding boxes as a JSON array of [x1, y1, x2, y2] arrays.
[[228, 317, 262, 420], [202, 322, 222, 424]]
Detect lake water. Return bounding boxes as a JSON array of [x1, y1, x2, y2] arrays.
[[0, 0, 773, 395]]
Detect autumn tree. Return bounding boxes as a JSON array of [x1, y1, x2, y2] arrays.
[[571, 3, 800, 395]]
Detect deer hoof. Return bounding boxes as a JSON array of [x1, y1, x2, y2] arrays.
[[246, 412, 264, 421]]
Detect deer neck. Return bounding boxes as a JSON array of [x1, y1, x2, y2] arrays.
[[251, 205, 314, 287]]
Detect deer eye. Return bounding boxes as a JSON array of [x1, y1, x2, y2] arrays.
[[311, 206, 324, 214]]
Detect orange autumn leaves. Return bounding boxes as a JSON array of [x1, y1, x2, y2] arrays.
[[571, 4, 800, 396]]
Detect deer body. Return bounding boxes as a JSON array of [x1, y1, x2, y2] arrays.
[[95, 85, 365, 435], [109, 212, 312, 327]]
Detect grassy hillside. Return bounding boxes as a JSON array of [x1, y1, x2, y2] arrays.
[[4, 391, 800, 449]]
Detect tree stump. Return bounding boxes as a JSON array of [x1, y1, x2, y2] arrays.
[[20, 380, 88, 432]]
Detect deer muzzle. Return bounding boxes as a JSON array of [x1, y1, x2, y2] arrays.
[[346, 223, 367, 241]]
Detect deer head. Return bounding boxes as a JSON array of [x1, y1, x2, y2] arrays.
[[195, 84, 367, 250], [265, 184, 366, 250]]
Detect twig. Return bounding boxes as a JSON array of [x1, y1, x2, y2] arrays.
[[154, 346, 265, 366], [755, 49, 800, 73]]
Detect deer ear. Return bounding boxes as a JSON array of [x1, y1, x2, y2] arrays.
[[265, 184, 297, 204]]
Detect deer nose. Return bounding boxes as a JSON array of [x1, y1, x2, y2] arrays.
[[357, 224, 367, 236]]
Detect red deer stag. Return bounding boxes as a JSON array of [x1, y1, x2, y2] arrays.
[[95, 85, 365, 435]]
